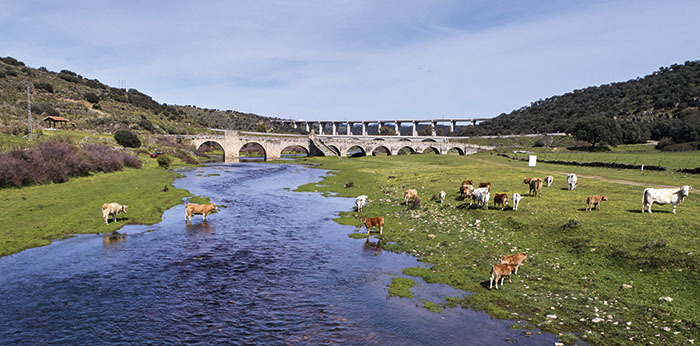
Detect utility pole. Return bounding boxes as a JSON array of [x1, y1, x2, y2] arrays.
[[27, 82, 32, 142]]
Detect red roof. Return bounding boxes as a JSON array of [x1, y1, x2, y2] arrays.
[[43, 116, 69, 122]]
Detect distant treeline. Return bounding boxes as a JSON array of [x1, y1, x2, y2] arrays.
[[456, 60, 700, 147]]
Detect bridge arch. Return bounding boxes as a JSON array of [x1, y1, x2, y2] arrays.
[[327, 145, 341, 156], [280, 144, 310, 159], [346, 145, 366, 157], [371, 145, 392, 156], [397, 146, 416, 155], [194, 140, 226, 162], [423, 147, 440, 154], [239, 142, 267, 161], [447, 147, 465, 155], [422, 138, 436, 142]]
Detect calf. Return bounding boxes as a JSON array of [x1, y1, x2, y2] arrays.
[[511, 193, 522, 211], [500, 252, 527, 274], [471, 187, 490, 210], [642, 185, 692, 214], [522, 177, 532, 184], [489, 263, 517, 289], [355, 195, 368, 212], [567, 173, 578, 190], [493, 193, 509, 210], [102, 203, 127, 225], [586, 195, 608, 212], [544, 175, 553, 187], [404, 189, 418, 205], [439, 191, 446, 203], [361, 216, 384, 235], [185, 203, 217, 223], [529, 178, 543, 197], [478, 182, 492, 191]]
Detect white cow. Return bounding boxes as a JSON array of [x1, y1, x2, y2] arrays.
[[544, 175, 554, 187], [102, 202, 127, 225], [439, 191, 446, 203], [567, 174, 578, 190], [642, 185, 692, 214], [355, 195, 368, 212], [471, 187, 490, 210], [512, 193, 522, 211]]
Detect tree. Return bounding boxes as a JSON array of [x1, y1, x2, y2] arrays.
[[419, 125, 434, 136], [379, 126, 396, 135], [114, 130, 141, 148], [570, 116, 622, 147]]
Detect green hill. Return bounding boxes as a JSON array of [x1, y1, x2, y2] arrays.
[[457, 60, 700, 145], [0, 56, 301, 136]]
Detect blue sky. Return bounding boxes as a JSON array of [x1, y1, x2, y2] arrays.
[[2, 0, 699, 121]]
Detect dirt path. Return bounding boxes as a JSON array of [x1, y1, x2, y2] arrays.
[[472, 156, 699, 194]]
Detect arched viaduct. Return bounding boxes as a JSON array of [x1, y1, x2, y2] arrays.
[[186, 131, 493, 163]]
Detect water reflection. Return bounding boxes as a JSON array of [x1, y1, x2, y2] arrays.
[[102, 231, 127, 245]]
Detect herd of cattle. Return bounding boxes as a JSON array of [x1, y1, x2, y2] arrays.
[[354, 173, 693, 290]]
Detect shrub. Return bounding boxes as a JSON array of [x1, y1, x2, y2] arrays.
[[121, 152, 142, 168], [157, 155, 172, 169], [84, 92, 100, 104], [33, 82, 54, 93], [114, 130, 141, 148], [655, 137, 674, 150], [58, 70, 81, 83], [138, 118, 155, 132], [661, 142, 700, 152]]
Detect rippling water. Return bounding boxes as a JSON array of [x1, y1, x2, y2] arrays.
[[0, 164, 557, 345]]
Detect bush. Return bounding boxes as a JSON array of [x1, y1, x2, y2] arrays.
[[661, 142, 700, 152], [655, 137, 674, 150], [157, 155, 172, 169], [114, 130, 141, 148], [138, 118, 155, 132], [33, 82, 54, 93], [1, 56, 25, 66], [84, 92, 100, 104]]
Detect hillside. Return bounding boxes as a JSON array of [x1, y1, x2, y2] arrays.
[[457, 60, 700, 144], [0, 56, 301, 137]]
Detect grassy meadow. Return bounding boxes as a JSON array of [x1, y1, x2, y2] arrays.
[[0, 155, 192, 257], [297, 152, 700, 345], [510, 148, 700, 170]]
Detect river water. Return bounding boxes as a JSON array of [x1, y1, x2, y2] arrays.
[[0, 164, 557, 345]]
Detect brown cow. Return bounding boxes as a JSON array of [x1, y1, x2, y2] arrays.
[[522, 177, 532, 184], [493, 193, 509, 210], [489, 263, 517, 289], [185, 203, 217, 223], [586, 195, 608, 212], [460, 182, 474, 200], [529, 178, 543, 197], [500, 252, 528, 274], [478, 182, 491, 191], [361, 216, 384, 235]]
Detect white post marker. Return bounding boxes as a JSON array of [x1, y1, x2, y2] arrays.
[[529, 155, 537, 173]]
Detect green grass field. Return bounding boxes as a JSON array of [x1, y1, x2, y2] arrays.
[[510, 146, 700, 170], [0, 157, 192, 257], [297, 153, 700, 346]]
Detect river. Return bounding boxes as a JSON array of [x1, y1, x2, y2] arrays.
[[0, 163, 557, 345]]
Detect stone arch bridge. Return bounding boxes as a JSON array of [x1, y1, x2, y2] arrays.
[[185, 131, 493, 163]]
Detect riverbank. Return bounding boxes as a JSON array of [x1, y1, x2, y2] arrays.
[[0, 161, 191, 257], [296, 153, 700, 346]]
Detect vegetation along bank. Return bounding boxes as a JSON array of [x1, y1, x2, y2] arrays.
[[296, 153, 699, 346]]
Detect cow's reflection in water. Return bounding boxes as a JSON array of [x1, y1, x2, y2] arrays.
[[103, 231, 127, 245], [185, 221, 213, 233], [364, 236, 383, 252]]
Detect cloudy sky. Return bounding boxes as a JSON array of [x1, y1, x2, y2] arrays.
[[2, 0, 699, 121]]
